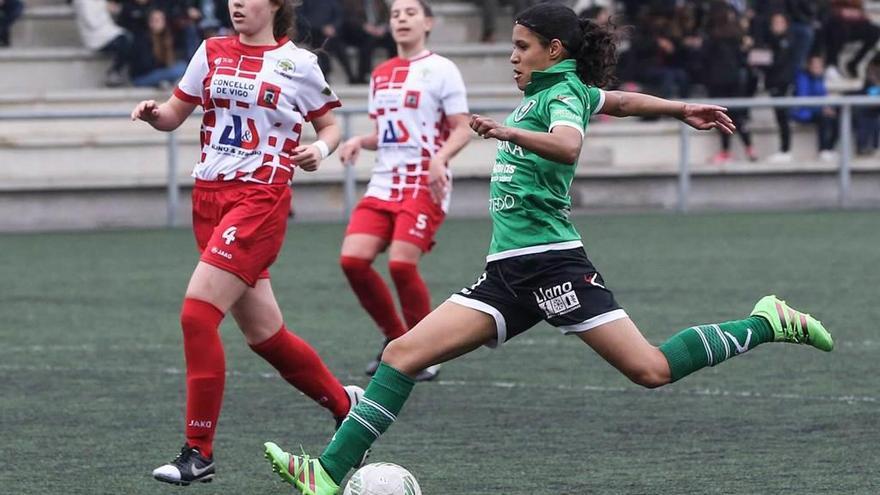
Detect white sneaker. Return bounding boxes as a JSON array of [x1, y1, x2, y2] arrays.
[[414, 364, 441, 382], [825, 66, 844, 83], [819, 150, 837, 162], [768, 151, 793, 163]]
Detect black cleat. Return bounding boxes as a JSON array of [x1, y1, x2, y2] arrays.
[[152, 444, 215, 485], [414, 364, 441, 382]]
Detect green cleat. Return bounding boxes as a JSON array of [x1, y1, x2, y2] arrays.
[[751, 295, 833, 351], [264, 442, 339, 495]]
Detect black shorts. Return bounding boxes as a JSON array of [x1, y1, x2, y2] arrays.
[[448, 247, 628, 348]]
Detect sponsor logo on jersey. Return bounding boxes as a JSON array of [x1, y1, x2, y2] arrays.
[[218, 115, 261, 151], [489, 194, 516, 212], [491, 163, 517, 183], [497, 140, 525, 158], [534, 281, 581, 318], [214, 56, 236, 67], [274, 58, 296, 79], [404, 90, 421, 109], [211, 74, 258, 103], [514, 99, 536, 122], [381, 120, 412, 145]]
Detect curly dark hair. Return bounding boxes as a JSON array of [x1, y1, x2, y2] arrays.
[[514, 4, 618, 88]]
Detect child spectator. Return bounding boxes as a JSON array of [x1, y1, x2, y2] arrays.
[[764, 12, 798, 163], [792, 55, 839, 162], [853, 54, 880, 155]]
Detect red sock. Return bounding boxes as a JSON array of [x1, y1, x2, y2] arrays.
[[340, 256, 407, 340], [388, 261, 431, 329], [250, 326, 349, 418], [181, 298, 226, 459]]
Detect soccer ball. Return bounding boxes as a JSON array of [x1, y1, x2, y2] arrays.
[[343, 462, 422, 495]]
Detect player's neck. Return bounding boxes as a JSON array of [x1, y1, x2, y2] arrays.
[[397, 42, 428, 60], [238, 28, 277, 47]]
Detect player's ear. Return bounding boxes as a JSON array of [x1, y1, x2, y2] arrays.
[[423, 15, 434, 35]]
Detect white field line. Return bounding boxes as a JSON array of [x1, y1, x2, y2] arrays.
[[0, 364, 875, 406]]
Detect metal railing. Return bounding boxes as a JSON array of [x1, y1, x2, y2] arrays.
[[1, 95, 878, 226]]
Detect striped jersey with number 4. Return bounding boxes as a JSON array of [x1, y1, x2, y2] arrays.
[[174, 36, 340, 185], [366, 52, 468, 211]]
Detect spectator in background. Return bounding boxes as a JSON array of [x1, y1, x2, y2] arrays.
[[630, 4, 690, 100], [198, 0, 232, 37], [784, 0, 822, 71], [340, 0, 395, 84], [702, 2, 756, 164], [792, 55, 839, 162], [129, 8, 186, 88], [297, 0, 351, 83], [825, 0, 880, 79], [854, 54, 880, 155], [763, 12, 798, 163], [73, 0, 132, 87], [473, 0, 535, 42], [159, 0, 202, 59], [0, 0, 24, 47]]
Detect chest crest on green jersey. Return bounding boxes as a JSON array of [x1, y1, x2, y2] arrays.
[[514, 99, 537, 122]]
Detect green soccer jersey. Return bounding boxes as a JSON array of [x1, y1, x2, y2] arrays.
[[487, 59, 605, 261]]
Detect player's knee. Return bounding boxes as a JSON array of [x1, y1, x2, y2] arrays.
[[340, 255, 372, 275], [380, 337, 421, 376], [625, 364, 669, 389]]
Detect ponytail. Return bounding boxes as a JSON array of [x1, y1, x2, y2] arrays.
[[515, 4, 618, 88], [574, 17, 618, 88]]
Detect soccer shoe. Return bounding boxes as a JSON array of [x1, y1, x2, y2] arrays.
[[365, 338, 390, 376], [414, 364, 441, 382], [335, 384, 369, 467], [264, 442, 339, 495], [751, 295, 834, 352], [152, 444, 215, 485]]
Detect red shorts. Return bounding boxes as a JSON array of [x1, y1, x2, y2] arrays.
[[345, 194, 446, 252], [192, 180, 291, 286]]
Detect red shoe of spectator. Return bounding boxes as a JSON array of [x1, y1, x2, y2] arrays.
[[710, 150, 731, 165], [746, 146, 759, 162]]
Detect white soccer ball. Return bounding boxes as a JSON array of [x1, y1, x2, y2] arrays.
[[343, 462, 422, 495]]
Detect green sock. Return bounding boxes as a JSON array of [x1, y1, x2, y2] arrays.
[[319, 363, 415, 484], [659, 316, 773, 382]]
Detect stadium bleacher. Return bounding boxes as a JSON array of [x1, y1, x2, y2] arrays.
[[1, 0, 879, 231]]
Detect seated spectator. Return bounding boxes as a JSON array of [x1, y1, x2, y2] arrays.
[[630, 5, 691, 100], [824, 0, 880, 79], [340, 0, 395, 84], [72, 0, 132, 87], [853, 54, 880, 155], [159, 0, 202, 59], [0, 0, 24, 47], [792, 55, 839, 162], [297, 0, 351, 83], [129, 8, 186, 88]]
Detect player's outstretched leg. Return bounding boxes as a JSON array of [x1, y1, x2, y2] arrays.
[[659, 295, 833, 383]]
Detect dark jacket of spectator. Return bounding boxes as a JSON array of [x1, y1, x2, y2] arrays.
[[298, 0, 343, 33]]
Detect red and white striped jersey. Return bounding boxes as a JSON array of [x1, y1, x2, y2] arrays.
[[174, 36, 340, 185], [366, 52, 468, 211]]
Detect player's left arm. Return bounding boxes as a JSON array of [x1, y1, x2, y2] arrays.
[[293, 111, 342, 172], [600, 91, 736, 134], [427, 113, 470, 203]]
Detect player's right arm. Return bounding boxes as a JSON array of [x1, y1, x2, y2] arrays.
[[339, 122, 379, 166], [130, 95, 197, 132]]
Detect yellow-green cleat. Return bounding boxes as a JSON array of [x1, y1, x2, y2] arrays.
[[264, 442, 340, 495], [751, 295, 833, 351]]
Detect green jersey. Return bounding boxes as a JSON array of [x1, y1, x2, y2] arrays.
[[487, 59, 604, 261]]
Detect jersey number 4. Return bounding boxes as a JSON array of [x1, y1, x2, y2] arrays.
[[381, 120, 411, 144], [219, 115, 260, 150]]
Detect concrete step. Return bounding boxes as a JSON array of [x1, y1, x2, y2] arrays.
[[11, 5, 80, 48]]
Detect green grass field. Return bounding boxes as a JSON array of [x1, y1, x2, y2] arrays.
[[2, 211, 878, 494]]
